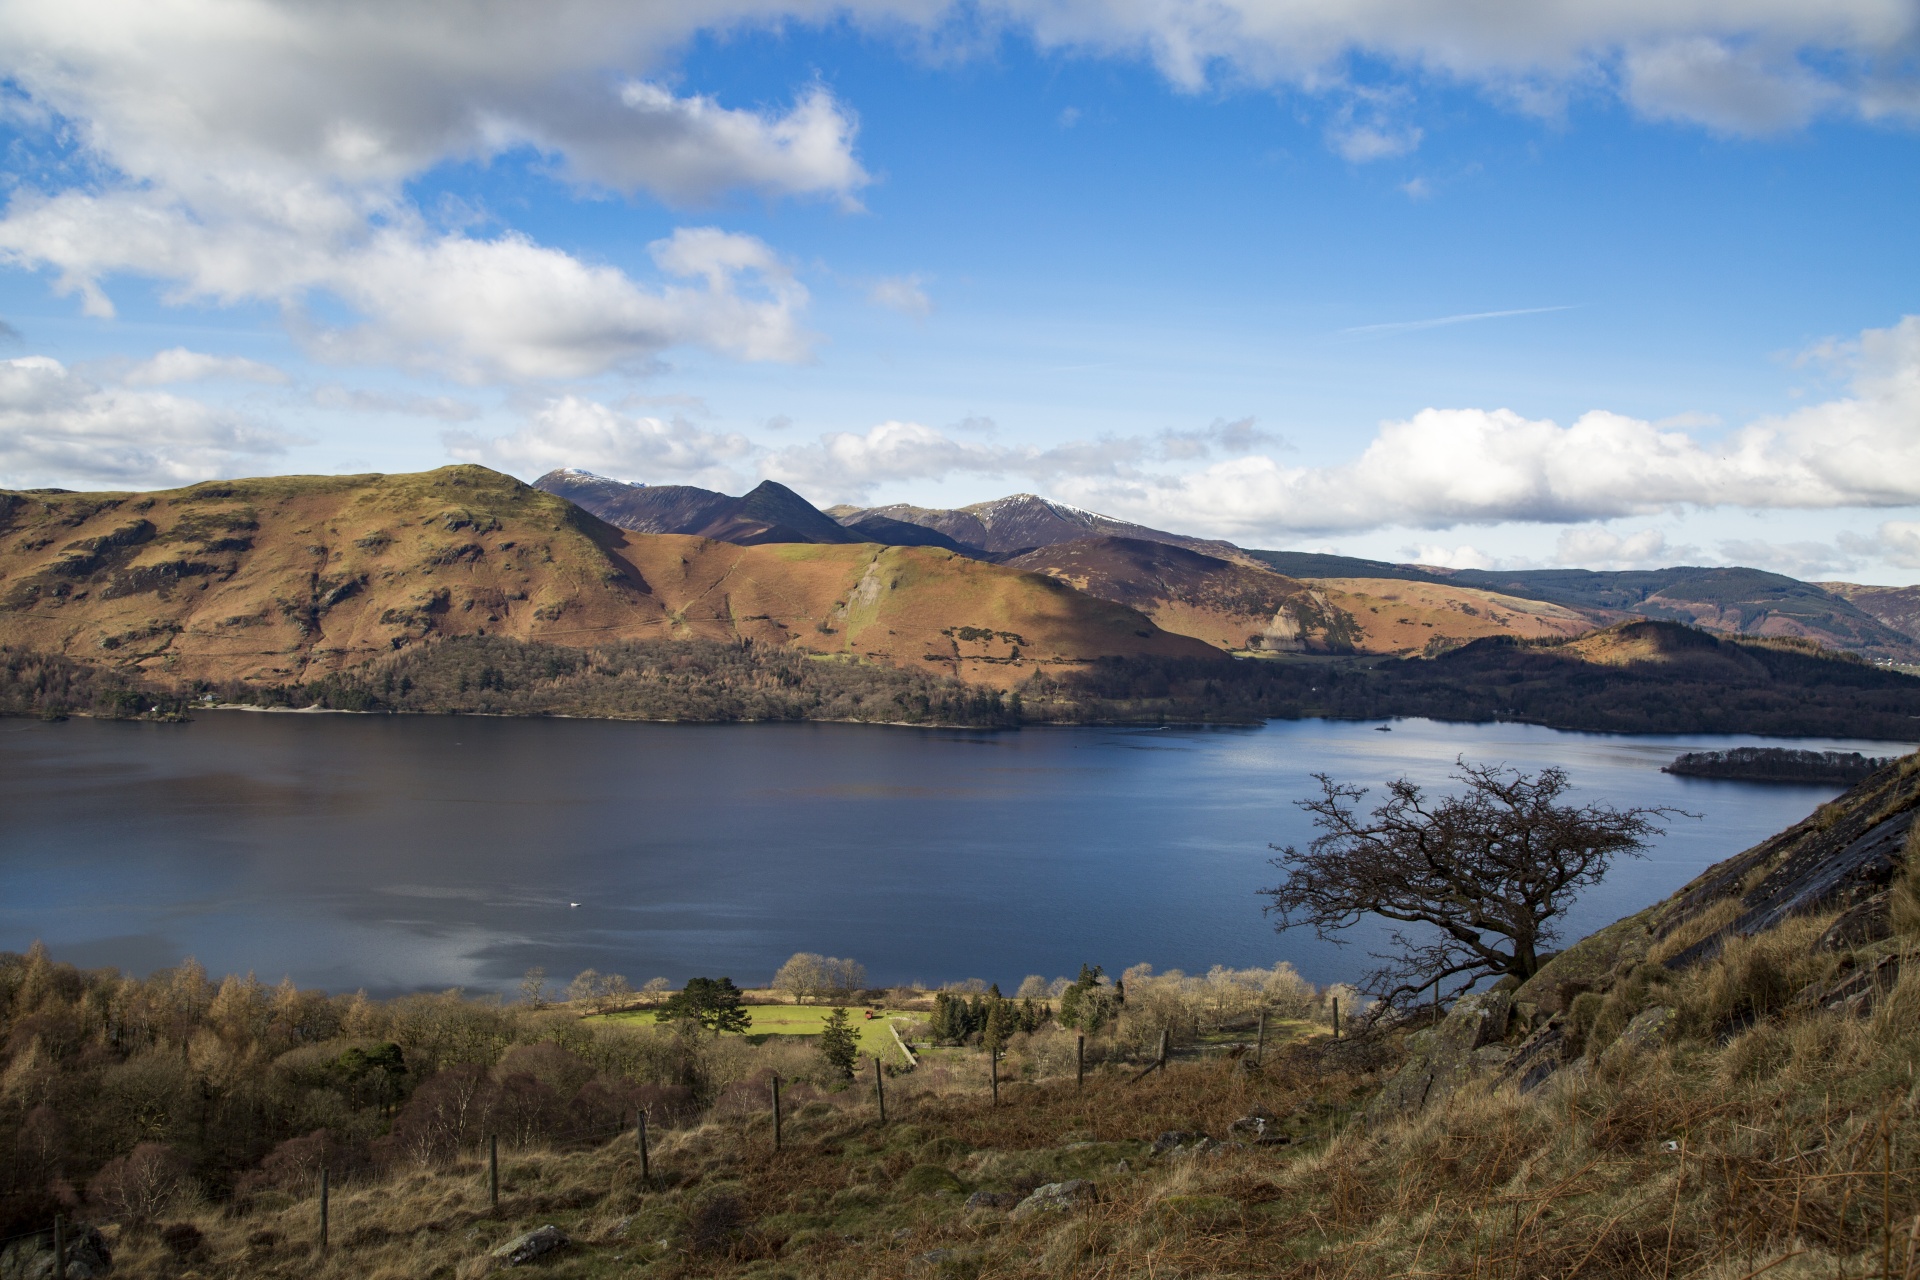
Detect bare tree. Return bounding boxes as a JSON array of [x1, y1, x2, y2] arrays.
[[519, 967, 548, 1008], [772, 952, 828, 1004], [826, 956, 867, 1002], [597, 973, 632, 1013], [566, 969, 602, 1006], [773, 953, 866, 1003], [1261, 761, 1683, 1005]]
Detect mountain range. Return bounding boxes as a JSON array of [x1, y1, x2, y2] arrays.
[[537, 469, 1920, 665], [5, 464, 1916, 731]]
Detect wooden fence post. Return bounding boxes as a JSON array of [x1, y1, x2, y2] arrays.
[[1158, 1028, 1169, 1073], [53, 1214, 66, 1280], [488, 1134, 498, 1211], [319, 1166, 330, 1257], [989, 1046, 999, 1105], [636, 1110, 649, 1183], [1076, 1034, 1085, 1091], [1256, 1009, 1268, 1064], [1332, 997, 1341, 1040], [771, 1074, 783, 1151], [874, 1056, 886, 1123]]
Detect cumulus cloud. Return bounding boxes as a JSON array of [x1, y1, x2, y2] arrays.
[[1620, 38, 1842, 134], [0, 4, 852, 383], [1554, 526, 1680, 569], [0, 186, 812, 380], [0, 4, 868, 204], [758, 413, 1276, 503], [446, 395, 754, 489], [1406, 543, 1496, 570], [1842, 521, 1920, 572], [987, 0, 1919, 134], [1715, 536, 1860, 579], [121, 347, 289, 386], [1051, 315, 1920, 539], [0, 355, 301, 489]]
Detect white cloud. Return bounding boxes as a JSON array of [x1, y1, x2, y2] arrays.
[[0, 188, 813, 380], [1554, 526, 1683, 569], [1620, 38, 1841, 134], [1715, 536, 1858, 579], [0, 355, 300, 489], [1406, 543, 1495, 570], [0, 4, 853, 383], [1328, 121, 1423, 163], [985, 0, 1920, 134], [868, 274, 933, 316], [1052, 315, 1920, 539], [1852, 521, 1920, 571], [307, 225, 811, 380], [121, 347, 289, 386], [758, 414, 1279, 503], [446, 395, 754, 489], [0, 4, 868, 204]]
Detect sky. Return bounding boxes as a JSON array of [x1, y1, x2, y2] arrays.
[[1, 1, 1918, 582]]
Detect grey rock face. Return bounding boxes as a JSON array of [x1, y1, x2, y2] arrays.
[[963, 1191, 1021, 1211], [1010, 1180, 1095, 1219], [1609, 1006, 1675, 1057], [0, 1226, 112, 1280], [489, 1225, 570, 1267]]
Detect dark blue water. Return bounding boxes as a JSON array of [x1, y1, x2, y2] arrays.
[[0, 712, 1907, 995]]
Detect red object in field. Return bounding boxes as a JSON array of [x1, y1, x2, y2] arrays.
[[864, 1010, 876, 1019]]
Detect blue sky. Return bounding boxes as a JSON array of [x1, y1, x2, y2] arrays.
[[1, 2, 1918, 581]]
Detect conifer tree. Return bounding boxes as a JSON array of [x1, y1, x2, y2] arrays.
[[818, 1007, 859, 1079]]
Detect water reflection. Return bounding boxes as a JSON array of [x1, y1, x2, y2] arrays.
[[0, 712, 1907, 995]]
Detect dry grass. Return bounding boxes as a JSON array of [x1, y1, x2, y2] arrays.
[[80, 956, 1920, 1279]]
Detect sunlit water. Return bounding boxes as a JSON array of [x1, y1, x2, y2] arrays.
[[0, 712, 1909, 996]]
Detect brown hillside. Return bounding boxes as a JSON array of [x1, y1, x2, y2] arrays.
[[0, 467, 1219, 692], [1007, 536, 1359, 652], [1819, 580, 1920, 645], [1309, 576, 1597, 655]]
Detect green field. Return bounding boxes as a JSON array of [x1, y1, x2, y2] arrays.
[[601, 1004, 915, 1058]]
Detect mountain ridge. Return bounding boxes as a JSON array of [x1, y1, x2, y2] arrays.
[[0, 466, 1219, 692]]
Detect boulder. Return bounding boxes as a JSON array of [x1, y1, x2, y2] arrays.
[[489, 1225, 570, 1267], [1152, 1128, 1198, 1159], [1010, 1180, 1095, 1219], [963, 1191, 1020, 1211], [0, 1228, 112, 1280], [1365, 990, 1514, 1121], [1227, 1108, 1289, 1145], [0, 1226, 112, 1280], [1816, 894, 1892, 952], [1608, 1006, 1675, 1057], [1802, 953, 1903, 1017]]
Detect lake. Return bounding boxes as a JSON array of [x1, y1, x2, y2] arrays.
[[0, 712, 1909, 997]]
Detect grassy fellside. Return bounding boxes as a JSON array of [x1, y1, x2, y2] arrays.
[[596, 1003, 916, 1059]]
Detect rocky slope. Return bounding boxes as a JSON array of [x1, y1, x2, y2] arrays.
[[1374, 746, 1920, 1120], [828, 493, 1248, 560], [0, 467, 1219, 692], [532, 469, 864, 546], [1006, 537, 1358, 653], [1820, 580, 1920, 646]]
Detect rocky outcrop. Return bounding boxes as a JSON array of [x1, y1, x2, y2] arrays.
[[1010, 1180, 1095, 1219], [1366, 992, 1517, 1121], [1368, 755, 1917, 1119], [0, 1226, 112, 1279]]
